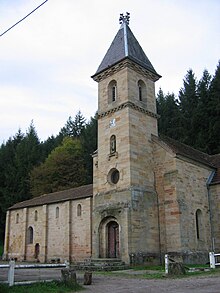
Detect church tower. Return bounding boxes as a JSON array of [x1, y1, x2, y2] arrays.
[[92, 13, 161, 264]]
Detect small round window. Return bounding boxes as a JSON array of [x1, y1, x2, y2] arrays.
[[108, 168, 120, 184]]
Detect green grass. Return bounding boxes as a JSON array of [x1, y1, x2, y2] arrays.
[[131, 265, 163, 271], [94, 264, 220, 280], [0, 281, 83, 293]]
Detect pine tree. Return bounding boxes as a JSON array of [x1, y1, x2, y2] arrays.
[[157, 89, 181, 140], [207, 61, 220, 154], [195, 69, 212, 152], [178, 69, 198, 146], [81, 114, 98, 183], [60, 111, 86, 138]]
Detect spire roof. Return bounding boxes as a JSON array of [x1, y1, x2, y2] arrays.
[[93, 13, 161, 79]]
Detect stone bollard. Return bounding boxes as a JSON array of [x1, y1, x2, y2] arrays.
[[84, 271, 92, 285], [168, 262, 186, 275], [61, 268, 77, 285]]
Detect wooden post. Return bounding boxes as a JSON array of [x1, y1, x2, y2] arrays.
[[84, 271, 92, 285], [8, 260, 15, 286]]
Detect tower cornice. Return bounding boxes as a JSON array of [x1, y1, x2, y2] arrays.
[[97, 100, 160, 119], [92, 58, 161, 82]]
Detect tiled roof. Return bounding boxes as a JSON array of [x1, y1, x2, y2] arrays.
[[152, 135, 220, 185], [93, 23, 161, 79], [159, 135, 213, 167], [9, 184, 93, 210], [209, 154, 220, 184]]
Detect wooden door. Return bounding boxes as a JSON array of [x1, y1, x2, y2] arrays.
[[107, 221, 119, 258]]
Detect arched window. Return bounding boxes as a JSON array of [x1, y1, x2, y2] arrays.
[[195, 209, 202, 240], [56, 207, 59, 219], [110, 135, 116, 154], [27, 226, 33, 244], [77, 204, 82, 217], [108, 80, 117, 103], [16, 213, 19, 224], [34, 210, 38, 221], [137, 80, 146, 102]]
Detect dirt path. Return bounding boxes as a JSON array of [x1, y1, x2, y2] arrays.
[[1, 264, 220, 293], [83, 274, 220, 293]]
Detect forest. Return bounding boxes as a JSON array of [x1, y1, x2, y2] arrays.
[[0, 61, 219, 242]]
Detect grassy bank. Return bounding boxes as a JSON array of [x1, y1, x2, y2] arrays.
[[0, 281, 83, 293]]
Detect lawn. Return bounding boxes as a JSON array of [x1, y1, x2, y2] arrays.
[[0, 281, 83, 293]]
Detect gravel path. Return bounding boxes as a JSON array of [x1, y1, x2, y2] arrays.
[[1, 265, 220, 293], [83, 274, 220, 293]]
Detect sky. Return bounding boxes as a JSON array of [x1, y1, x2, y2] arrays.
[[0, 0, 219, 144]]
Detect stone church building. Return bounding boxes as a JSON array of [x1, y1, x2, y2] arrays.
[[3, 14, 220, 265]]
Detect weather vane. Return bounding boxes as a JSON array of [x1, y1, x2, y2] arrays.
[[119, 12, 130, 25]]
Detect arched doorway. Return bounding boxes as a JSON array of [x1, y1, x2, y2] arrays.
[[98, 217, 120, 259], [107, 221, 119, 258], [34, 243, 40, 260]]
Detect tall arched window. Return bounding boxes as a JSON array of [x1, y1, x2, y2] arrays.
[[137, 80, 146, 102], [108, 80, 117, 103], [77, 204, 82, 217], [56, 207, 59, 219], [27, 226, 33, 244], [195, 209, 202, 240], [110, 135, 116, 154], [34, 210, 38, 221]]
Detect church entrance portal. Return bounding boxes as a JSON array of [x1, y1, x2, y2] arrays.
[[107, 221, 119, 258], [98, 217, 120, 259]]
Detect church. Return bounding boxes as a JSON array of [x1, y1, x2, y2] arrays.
[[3, 14, 220, 265]]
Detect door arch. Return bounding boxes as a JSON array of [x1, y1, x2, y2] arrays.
[[98, 217, 120, 259], [34, 243, 40, 260], [107, 221, 119, 258]]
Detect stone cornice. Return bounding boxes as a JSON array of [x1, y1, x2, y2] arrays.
[[92, 58, 161, 82], [98, 101, 159, 119]]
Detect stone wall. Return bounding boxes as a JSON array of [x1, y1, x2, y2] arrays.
[[4, 197, 92, 263], [209, 183, 220, 252], [153, 140, 213, 263]]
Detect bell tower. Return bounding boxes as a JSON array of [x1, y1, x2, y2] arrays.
[[92, 13, 161, 264]]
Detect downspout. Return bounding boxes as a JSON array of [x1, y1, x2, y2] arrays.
[[206, 170, 216, 251]]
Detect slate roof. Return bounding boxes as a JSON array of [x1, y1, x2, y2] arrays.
[[93, 22, 161, 78], [9, 184, 93, 210]]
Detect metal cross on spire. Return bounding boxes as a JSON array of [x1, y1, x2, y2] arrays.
[[119, 12, 130, 25]]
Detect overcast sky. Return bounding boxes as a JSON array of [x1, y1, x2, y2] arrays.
[[0, 0, 219, 144]]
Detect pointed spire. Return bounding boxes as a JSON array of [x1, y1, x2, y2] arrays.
[[92, 13, 161, 80]]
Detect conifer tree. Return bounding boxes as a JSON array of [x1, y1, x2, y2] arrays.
[[178, 69, 198, 146], [207, 61, 220, 154]]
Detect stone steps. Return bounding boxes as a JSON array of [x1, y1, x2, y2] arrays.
[[71, 258, 130, 271]]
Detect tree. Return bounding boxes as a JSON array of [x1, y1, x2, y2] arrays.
[[207, 61, 220, 154], [81, 114, 98, 183], [0, 123, 41, 240], [195, 69, 212, 152], [60, 111, 86, 138], [30, 137, 86, 197], [157, 89, 181, 140], [178, 69, 198, 146]]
